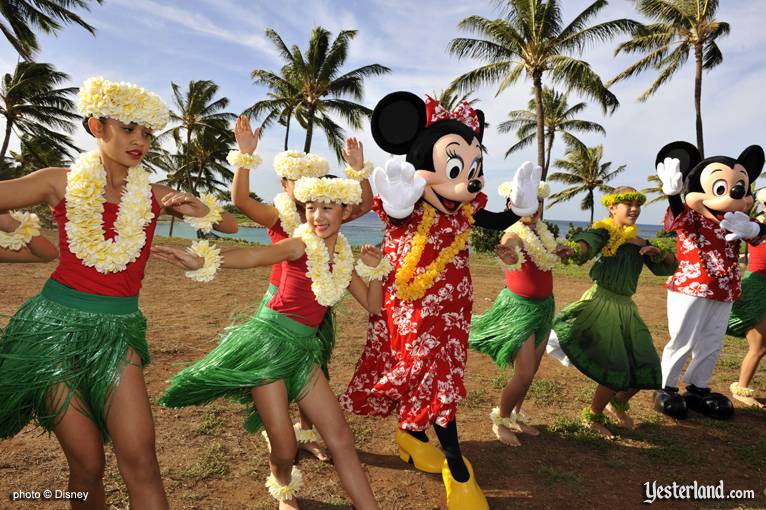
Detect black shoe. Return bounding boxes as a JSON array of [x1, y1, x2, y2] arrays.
[[655, 386, 688, 419], [683, 385, 734, 419]]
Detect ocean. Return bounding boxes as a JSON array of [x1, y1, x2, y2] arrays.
[[155, 212, 663, 246]]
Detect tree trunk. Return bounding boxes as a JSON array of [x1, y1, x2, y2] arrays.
[[303, 106, 315, 153], [533, 74, 547, 178], [694, 44, 704, 158], [589, 190, 595, 224], [544, 130, 555, 175], [184, 129, 194, 192], [168, 215, 177, 238], [284, 110, 292, 150], [0, 120, 13, 162]]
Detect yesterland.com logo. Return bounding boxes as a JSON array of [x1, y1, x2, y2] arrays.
[[643, 480, 758, 504]]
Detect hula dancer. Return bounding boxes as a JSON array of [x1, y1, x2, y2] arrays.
[[229, 114, 373, 461], [0, 211, 58, 262], [726, 190, 766, 409], [551, 187, 677, 438], [0, 77, 216, 509], [469, 182, 573, 447], [153, 176, 385, 510]]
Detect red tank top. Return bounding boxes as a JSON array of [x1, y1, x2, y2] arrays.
[[505, 257, 553, 300], [748, 242, 766, 275], [50, 194, 161, 297], [268, 253, 327, 327], [267, 220, 289, 286]]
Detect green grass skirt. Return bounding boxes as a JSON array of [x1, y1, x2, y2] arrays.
[[159, 305, 325, 433], [552, 284, 661, 391], [469, 288, 554, 369], [0, 279, 148, 441], [727, 271, 766, 338]]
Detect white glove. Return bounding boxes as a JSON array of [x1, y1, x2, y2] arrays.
[[656, 157, 683, 196], [372, 158, 426, 219], [720, 211, 761, 241], [509, 161, 542, 217]]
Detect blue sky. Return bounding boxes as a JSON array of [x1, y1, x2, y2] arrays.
[[1, 0, 764, 224]]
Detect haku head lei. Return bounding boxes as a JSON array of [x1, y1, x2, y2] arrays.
[[498, 181, 550, 200], [601, 191, 646, 207], [78, 76, 169, 131], [294, 177, 362, 205], [274, 150, 330, 180]]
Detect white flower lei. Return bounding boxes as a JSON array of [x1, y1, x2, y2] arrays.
[[185, 239, 222, 282], [506, 219, 560, 272], [183, 192, 223, 233], [273, 150, 329, 179], [273, 192, 301, 235], [0, 211, 41, 250], [355, 256, 393, 283], [65, 151, 154, 273], [293, 223, 354, 306], [78, 76, 169, 130]]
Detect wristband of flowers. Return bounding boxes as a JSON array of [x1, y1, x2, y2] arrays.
[[0, 210, 41, 250], [185, 240, 222, 282], [227, 150, 263, 170], [183, 193, 224, 233], [345, 161, 373, 181], [355, 255, 393, 283], [497, 245, 524, 272]]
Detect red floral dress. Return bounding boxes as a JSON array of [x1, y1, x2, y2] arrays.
[[340, 193, 487, 430], [664, 206, 742, 302]]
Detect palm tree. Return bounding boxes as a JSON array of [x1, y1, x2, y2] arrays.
[[608, 0, 728, 157], [164, 80, 235, 193], [0, 0, 104, 60], [432, 87, 480, 111], [254, 27, 390, 158], [246, 65, 302, 150], [641, 174, 667, 205], [449, 0, 637, 178], [0, 61, 80, 163], [7, 133, 71, 176], [547, 143, 625, 223], [499, 86, 605, 174]]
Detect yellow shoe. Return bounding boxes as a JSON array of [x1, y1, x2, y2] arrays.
[[442, 457, 489, 510], [395, 428, 445, 474]]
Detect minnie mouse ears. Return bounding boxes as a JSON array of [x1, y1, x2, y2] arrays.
[[371, 92, 427, 155]]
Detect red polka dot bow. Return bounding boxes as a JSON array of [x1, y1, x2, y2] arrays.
[[424, 95, 481, 134]]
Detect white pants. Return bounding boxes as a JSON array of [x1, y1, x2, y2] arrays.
[[661, 291, 733, 388], [546, 330, 572, 367]]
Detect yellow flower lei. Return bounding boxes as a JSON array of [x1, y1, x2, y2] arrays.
[[395, 202, 474, 301], [591, 217, 638, 257], [274, 192, 301, 235], [183, 193, 223, 233], [293, 223, 354, 306], [507, 220, 560, 271], [0, 210, 41, 250], [600, 191, 646, 207], [65, 151, 154, 273]]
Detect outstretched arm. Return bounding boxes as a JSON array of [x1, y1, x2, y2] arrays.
[[152, 184, 210, 218], [0, 167, 67, 210], [152, 237, 305, 271]]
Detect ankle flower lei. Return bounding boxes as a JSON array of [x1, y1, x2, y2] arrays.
[[265, 466, 304, 502], [591, 217, 638, 257], [395, 202, 474, 301], [490, 407, 528, 428], [505, 220, 560, 271], [183, 193, 223, 233], [293, 223, 354, 306], [65, 151, 154, 273], [274, 192, 301, 235], [0, 211, 41, 250], [185, 239, 222, 282]]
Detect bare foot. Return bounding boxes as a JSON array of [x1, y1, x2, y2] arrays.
[[583, 420, 616, 440], [492, 423, 521, 446], [604, 402, 636, 430], [298, 440, 331, 462], [279, 497, 300, 510], [509, 420, 540, 436], [731, 392, 766, 409]]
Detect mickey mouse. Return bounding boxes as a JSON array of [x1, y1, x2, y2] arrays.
[[340, 91, 539, 510], [654, 141, 766, 419]]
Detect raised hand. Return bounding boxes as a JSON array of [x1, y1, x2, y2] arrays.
[[234, 115, 260, 155], [359, 244, 383, 266], [496, 243, 519, 266], [161, 191, 209, 217], [151, 245, 204, 270], [721, 211, 761, 241], [656, 157, 683, 196], [342, 137, 364, 170], [372, 158, 426, 219], [509, 161, 542, 217]]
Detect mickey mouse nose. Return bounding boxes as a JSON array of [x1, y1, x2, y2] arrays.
[[730, 184, 746, 199], [467, 179, 483, 193]]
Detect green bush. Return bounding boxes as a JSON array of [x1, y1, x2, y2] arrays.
[[470, 226, 502, 253], [566, 223, 586, 240], [544, 220, 560, 238]]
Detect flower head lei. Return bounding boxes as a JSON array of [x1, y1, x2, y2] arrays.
[[601, 191, 646, 207], [293, 177, 362, 205], [274, 151, 329, 180], [498, 181, 551, 200], [78, 76, 169, 130]]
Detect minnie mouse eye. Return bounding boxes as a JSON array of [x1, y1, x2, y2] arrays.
[[446, 157, 463, 180], [712, 179, 728, 196]]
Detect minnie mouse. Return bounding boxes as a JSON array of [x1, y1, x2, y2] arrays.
[[654, 141, 766, 420], [340, 92, 539, 509]]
